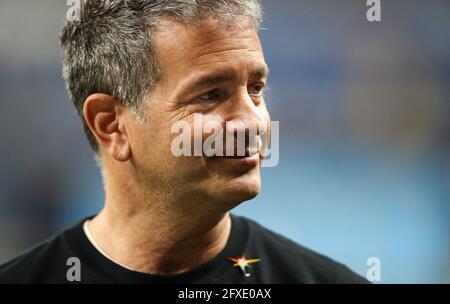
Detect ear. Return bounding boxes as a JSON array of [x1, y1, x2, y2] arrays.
[[83, 94, 131, 162]]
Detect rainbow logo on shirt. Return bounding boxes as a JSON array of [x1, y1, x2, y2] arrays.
[[227, 255, 261, 277]]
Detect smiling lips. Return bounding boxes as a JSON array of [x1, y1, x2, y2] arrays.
[[207, 150, 261, 170]]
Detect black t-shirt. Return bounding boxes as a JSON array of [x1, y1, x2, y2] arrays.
[[0, 214, 368, 284]]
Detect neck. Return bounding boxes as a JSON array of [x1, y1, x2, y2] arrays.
[[89, 164, 232, 275]]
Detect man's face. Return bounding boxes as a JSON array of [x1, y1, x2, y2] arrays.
[[127, 16, 270, 210]]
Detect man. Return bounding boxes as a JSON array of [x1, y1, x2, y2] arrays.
[[0, 0, 367, 283]]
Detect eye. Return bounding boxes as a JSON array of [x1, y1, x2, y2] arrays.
[[198, 88, 222, 102], [248, 83, 266, 97]]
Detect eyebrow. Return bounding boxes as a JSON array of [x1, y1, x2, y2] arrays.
[[252, 65, 270, 80], [191, 65, 270, 89]]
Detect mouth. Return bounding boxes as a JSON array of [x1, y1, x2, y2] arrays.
[[220, 146, 259, 158], [207, 150, 261, 169]]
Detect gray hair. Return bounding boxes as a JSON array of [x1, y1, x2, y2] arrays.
[[60, 0, 263, 152]]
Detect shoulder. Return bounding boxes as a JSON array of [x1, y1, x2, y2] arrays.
[[234, 215, 369, 284], [0, 224, 80, 283]]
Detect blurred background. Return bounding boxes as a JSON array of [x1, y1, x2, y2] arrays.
[[0, 0, 448, 283]]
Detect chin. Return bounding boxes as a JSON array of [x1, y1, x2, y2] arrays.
[[206, 172, 261, 209]]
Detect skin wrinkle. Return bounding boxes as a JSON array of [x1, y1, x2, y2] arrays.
[[168, 62, 268, 108]]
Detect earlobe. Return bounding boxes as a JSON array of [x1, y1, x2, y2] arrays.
[[83, 94, 131, 162], [111, 123, 132, 162], [114, 141, 131, 162]]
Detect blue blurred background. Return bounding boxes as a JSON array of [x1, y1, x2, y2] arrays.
[[0, 0, 448, 283]]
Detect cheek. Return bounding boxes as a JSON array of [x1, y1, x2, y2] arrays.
[[129, 117, 171, 162], [144, 105, 181, 151]]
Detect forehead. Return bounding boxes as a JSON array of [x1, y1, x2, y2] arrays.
[[152, 16, 265, 79]]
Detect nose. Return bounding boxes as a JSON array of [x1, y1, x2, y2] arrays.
[[223, 89, 269, 156], [226, 88, 267, 135]]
